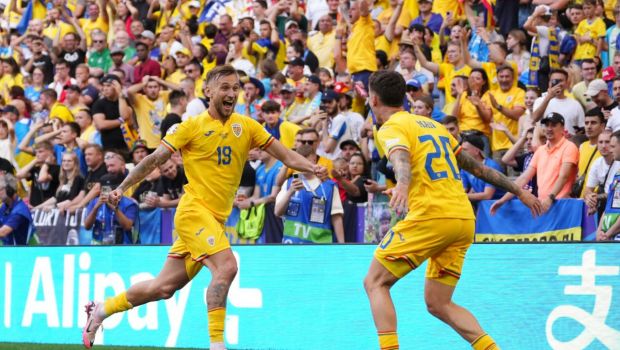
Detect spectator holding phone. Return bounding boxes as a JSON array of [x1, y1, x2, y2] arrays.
[[532, 69, 585, 137], [84, 173, 138, 245], [274, 145, 344, 244]]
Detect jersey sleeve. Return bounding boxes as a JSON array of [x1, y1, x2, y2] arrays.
[[329, 115, 348, 140], [247, 117, 275, 150], [376, 122, 411, 159], [447, 132, 462, 156], [161, 117, 198, 152]]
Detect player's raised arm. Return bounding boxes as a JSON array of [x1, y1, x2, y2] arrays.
[[109, 145, 173, 205], [264, 138, 327, 178], [455, 150, 543, 216]]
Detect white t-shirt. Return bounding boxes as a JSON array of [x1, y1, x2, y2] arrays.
[[183, 98, 207, 121], [318, 111, 365, 159], [231, 58, 256, 77], [607, 107, 620, 132], [533, 95, 585, 135], [275, 175, 344, 215], [586, 158, 620, 192]]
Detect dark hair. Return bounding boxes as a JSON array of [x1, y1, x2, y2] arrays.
[[549, 68, 569, 80], [261, 100, 281, 113], [160, 115, 182, 138], [349, 152, 369, 177], [186, 59, 204, 75], [369, 70, 406, 107], [414, 95, 434, 110], [491, 41, 508, 56], [169, 90, 187, 106], [585, 109, 606, 124], [55, 59, 69, 68], [65, 122, 81, 137], [469, 68, 490, 96], [41, 88, 58, 101], [205, 64, 238, 85], [229, 32, 245, 43], [441, 115, 458, 125], [1, 57, 19, 75], [255, 0, 268, 8], [583, 0, 596, 6], [496, 64, 514, 75], [376, 50, 388, 69], [259, 59, 278, 78], [135, 41, 148, 50], [204, 23, 218, 38], [611, 130, 620, 142], [297, 128, 320, 138], [272, 72, 286, 85]]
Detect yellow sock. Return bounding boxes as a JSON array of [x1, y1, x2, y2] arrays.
[[103, 291, 134, 317], [378, 330, 399, 350], [208, 307, 226, 343], [471, 333, 500, 350]]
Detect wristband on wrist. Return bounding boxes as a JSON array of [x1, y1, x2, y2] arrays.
[[118, 117, 124, 124]]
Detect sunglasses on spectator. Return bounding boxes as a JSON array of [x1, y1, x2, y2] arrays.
[[300, 140, 316, 145], [104, 153, 122, 161], [93, 40, 104, 43]]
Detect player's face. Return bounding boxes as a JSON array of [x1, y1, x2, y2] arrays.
[[208, 74, 240, 119]]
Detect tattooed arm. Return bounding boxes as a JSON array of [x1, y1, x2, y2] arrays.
[[108, 145, 173, 206], [456, 151, 543, 216], [387, 149, 411, 214]]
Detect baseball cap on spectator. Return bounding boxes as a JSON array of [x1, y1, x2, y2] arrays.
[[131, 140, 148, 154], [541, 112, 565, 125], [602, 67, 616, 82], [321, 89, 339, 102], [289, 57, 305, 67], [0, 157, 15, 175], [100, 74, 121, 84], [307, 75, 322, 89], [406, 78, 422, 90], [339, 139, 361, 151], [585, 79, 608, 97], [285, 20, 299, 30], [176, 48, 191, 57], [463, 134, 485, 153], [539, 5, 552, 17], [110, 46, 124, 56], [1, 105, 18, 115], [281, 83, 295, 93], [140, 30, 155, 40], [99, 173, 123, 188], [188, 0, 201, 7], [246, 77, 265, 98]]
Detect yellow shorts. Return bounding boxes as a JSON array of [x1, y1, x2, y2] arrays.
[[168, 203, 230, 280], [374, 218, 475, 286]]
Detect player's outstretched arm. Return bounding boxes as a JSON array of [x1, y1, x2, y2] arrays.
[[387, 149, 411, 215], [109, 145, 173, 205], [456, 151, 542, 216], [265, 139, 321, 174]]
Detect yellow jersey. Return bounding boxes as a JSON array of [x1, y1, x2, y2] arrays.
[[574, 18, 606, 60], [80, 17, 109, 47], [456, 92, 491, 136], [439, 63, 471, 104], [347, 15, 377, 74], [578, 141, 601, 197], [482, 61, 518, 91], [42, 22, 76, 42], [50, 102, 74, 123], [490, 86, 525, 151], [162, 112, 274, 222], [134, 91, 170, 148], [376, 111, 474, 221]]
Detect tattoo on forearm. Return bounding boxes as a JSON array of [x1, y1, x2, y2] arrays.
[[456, 151, 521, 195], [119, 148, 169, 191], [390, 150, 411, 186], [207, 282, 230, 308]]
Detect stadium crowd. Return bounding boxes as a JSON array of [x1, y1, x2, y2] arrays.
[[1, 0, 620, 245]]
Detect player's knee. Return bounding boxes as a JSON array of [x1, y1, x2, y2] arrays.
[[156, 284, 178, 300], [215, 259, 238, 282], [425, 298, 448, 319]]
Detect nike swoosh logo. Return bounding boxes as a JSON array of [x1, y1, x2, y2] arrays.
[[195, 228, 205, 236], [86, 318, 94, 333]]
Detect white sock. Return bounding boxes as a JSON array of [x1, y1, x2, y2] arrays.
[[210, 342, 226, 350]]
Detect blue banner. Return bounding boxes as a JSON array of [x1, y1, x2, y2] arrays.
[[0, 245, 619, 349], [475, 199, 595, 242]]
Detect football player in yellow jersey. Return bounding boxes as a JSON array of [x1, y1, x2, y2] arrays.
[[363, 71, 542, 350], [82, 65, 326, 350]]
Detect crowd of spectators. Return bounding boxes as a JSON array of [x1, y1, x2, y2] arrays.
[[3, 0, 620, 245]]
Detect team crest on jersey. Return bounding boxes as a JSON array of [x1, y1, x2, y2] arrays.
[[232, 123, 242, 137], [207, 236, 215, 246]]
